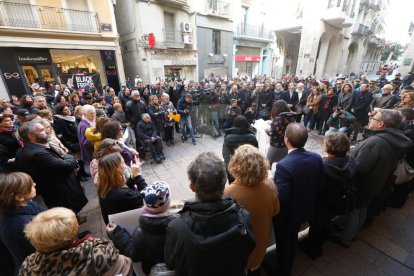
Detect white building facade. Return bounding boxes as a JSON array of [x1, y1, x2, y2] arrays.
[[399, 22, 414, 76], [272, 0, 388, 79], [114, 0, 197, 83]]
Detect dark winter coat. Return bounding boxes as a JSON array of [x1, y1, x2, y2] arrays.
[[351, 128, 412, 208], [99, 175, 147, 224], [53, 115, 80, 153], [0, 130, 20, 173], [320, 156, 358, 214], [350, 91, 373, 121], [125, 100, 147, 126], [337, 92, 354, 112], [0, 201, 44, 275], [15, 143, 87, 213], [177, 97, 193, 118], [136, 120, 157, 141], [222, 127, 258, 166], [109, 214, 177, 275], [164, 197, 255, 276]]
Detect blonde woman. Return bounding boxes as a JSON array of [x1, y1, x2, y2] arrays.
[[225, 145, 280, 275], [19, 207, 133, 275]]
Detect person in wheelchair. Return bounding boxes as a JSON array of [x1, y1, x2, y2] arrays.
[[137, 113, 165, 162]]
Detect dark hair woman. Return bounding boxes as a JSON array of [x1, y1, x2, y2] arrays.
[[0, 114, 21, 173], [266, 100, 297, 168]]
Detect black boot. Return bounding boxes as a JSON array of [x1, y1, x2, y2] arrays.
[[78, 160, 91, 178]]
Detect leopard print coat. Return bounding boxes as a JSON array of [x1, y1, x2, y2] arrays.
[[19, 237, 128, 275]]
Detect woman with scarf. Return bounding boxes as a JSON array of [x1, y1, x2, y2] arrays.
[[161, 93, 177, 146], [54, 105, 80, 154], [0, 114, 21, 173], [77, 105, 96, 164], [147, 95, 164, 136]]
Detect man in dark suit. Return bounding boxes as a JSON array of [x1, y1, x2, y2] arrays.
[[281, 82, 299, 112], [15, 121, 87, 214], [272, 123, 323, 275]]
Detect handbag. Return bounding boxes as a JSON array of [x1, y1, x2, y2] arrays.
[[394, 158, 414, 185], [258, 108, 269, 118], [302, 105, 311, 115]]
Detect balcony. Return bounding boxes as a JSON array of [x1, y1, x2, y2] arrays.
[[157, 0, 187, 7], [368, 35, 379, 46], [143, 30, 185, 49], [0, 1, 100, 33], [235, 23, 272, 42], [323, 1, 353, 28], [206, 0, 230, 19], [351, 23, 374, 36], [360, 0, 380, 11]]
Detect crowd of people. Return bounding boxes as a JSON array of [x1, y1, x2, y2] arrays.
[[0, 70, 413, 275]]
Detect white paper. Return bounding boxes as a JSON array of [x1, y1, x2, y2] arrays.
[[108, 207, 144, 235]]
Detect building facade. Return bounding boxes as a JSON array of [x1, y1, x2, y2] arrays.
[[399, 22, 414, 76], [272, 0, 388, 79], [191, 0, 233, 80], [114, 0, 197, 83], [0, 0, 125, 99], [232, 0, 273, 79]]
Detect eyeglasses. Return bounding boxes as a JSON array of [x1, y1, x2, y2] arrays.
[[370, 117, 382, 122]]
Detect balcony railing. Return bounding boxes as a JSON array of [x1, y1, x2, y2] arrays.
[[158, 0, 187, 6], [143, 30, 185, 49], [206, 0, 230, 18], [351, 23, 374, 36], [0, 1, 100, 33], [236, 23, 272, 40]]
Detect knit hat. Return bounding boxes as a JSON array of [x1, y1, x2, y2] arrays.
[[140, 181, 170, 214]]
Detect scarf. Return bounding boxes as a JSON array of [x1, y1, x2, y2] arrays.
[[0, 126, 15, 134], [81, 115, 96, 128], [55, 114, 76, 123]]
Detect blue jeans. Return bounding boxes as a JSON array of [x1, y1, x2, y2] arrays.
[[325, 127, 348, 136], [210, 111, 220, 131], [180, 116, 195, 143]]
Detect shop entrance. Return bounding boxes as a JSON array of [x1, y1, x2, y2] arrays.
[[164, 66, 182, 80], [21, 64, 57, 91]]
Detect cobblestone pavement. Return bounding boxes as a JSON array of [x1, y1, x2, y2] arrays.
[[79, 131, 414, 276]]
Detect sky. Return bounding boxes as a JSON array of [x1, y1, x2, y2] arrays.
[[384, 0, 414, 44]]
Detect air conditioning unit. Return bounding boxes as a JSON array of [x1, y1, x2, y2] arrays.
[[183, 34, 193, 44], [180, 22, 192, 33]]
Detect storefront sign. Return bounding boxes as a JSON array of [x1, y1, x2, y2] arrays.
[[60, 73, 101, 92], [235, 55, 260, 62], [208, 55, 225, 64], [150, 52, 196, 65], [100, 23, 112, 32], [15, 50, 51, 64]]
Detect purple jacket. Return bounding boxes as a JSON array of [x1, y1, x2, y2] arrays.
[[77, 119, 94, 163]]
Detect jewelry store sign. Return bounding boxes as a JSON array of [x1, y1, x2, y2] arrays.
[[150, 53, 196, 66]]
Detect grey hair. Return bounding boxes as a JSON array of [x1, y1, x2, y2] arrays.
[[377, 109, 402, 129], [81, 105, 95, 116], [18, 121, 40, 142], [187, 152, 226, 202], [34, 96, 45, 102], [141, 113, 150, 120]]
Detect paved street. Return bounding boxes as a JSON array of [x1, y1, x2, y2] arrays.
[[79, 132, 414, 276]]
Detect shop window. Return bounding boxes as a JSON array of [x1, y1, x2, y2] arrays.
[[50, 49, 106, 89], [212, 29, 221, 55]]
